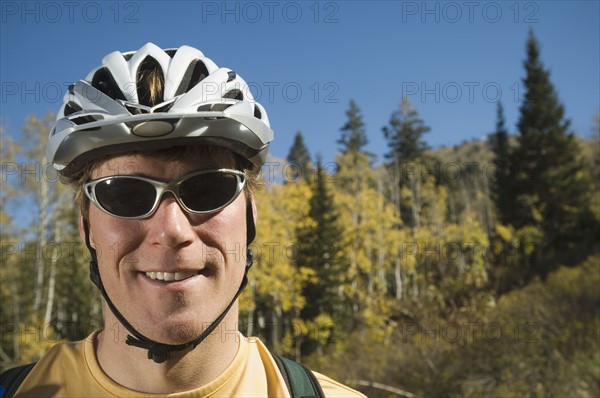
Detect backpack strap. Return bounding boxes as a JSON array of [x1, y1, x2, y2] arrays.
[[0, 362, 36, 398], [273, 355, 325, 398]]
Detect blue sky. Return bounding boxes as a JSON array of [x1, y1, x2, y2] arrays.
[[1, 0, 599, 164]]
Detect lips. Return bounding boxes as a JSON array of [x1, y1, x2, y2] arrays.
[[145, 271, 199, 282]]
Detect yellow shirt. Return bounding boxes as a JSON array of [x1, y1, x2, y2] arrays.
[[15, 332, 365, 398]]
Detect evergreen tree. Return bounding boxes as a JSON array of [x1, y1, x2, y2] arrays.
[[382, 98, 432, 230], [286, 131, 312, 182], [246, 179, 312, 357], [383, 97, 430, 163], [336, 99, 375, 197], [294, 155, 345, 354], [338, 99, 368, 154], [489, 101, 513, 224], [511, 29, 593, 273]]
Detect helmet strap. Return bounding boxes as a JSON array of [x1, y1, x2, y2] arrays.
[[83, 200, 255, 363]]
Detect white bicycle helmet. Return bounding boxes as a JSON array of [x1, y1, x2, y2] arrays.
[[47, 42, 273, 177]]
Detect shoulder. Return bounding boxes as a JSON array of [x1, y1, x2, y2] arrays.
[[1, 338, 83, 379], [245, 336, 366, 398], [27, 338, 86, 370], [312, 371, 367, 398], [7, 337, 92, 397]]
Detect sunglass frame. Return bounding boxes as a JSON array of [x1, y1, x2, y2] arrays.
[[83, 168, 247, 219]]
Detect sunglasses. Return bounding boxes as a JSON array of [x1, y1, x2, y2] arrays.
[[84, 168, 246, 219]]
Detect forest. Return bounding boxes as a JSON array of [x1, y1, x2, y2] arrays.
[[1, 31, 598, 397]]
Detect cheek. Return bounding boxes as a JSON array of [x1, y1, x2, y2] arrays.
[[196, 199, 248, 244], [88, 208, 145, 263], [191, 201, 248, 267]]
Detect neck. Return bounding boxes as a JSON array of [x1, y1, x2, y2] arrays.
[[95, 304, 241, 393]]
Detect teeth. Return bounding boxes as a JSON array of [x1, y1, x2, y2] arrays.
[[164, 272, 175, 281], [175, 271, 197, 280], [145, 271, 198, 282]]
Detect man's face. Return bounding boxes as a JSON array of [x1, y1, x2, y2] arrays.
[[83, 150, 248, 345]]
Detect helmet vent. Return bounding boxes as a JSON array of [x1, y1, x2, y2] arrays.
[[224, 89, 243, 101], [197, 104, 233, 112], [137, 57, 165, 107], [211, 103, 233, 112], [64, 102, 83, 116], [254, 105, 262, 119], [124, 104, 149, 115], [71, 114, 104, 126], [152, 101, 175, 113], [92, 67, 126, 101], [227, 71, 236, 82], [175, 60, 209, 96]]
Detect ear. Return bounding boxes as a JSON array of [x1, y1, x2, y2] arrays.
[[249, 193, 257, 224], [245, 192, 258, 245], [78, 213, 95, 249]]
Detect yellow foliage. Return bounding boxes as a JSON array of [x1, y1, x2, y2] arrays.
[[495, 223, 514, 242], [12, 323, 63, 365], [240, 181, 313, 317], [307, 313, 335, 345]]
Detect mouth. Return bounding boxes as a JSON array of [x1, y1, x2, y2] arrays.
[[144, 271, 200, 282]]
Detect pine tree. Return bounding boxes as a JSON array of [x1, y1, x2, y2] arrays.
[[294, 156, 345, 354], [383, 97, 430, 163], [382, 98, 432, 230], [245, 179, 312, 357], [336, 98, 375, 200], [286, 131, 312, 182], [489, 101, 513, 225], [335, 101, 384, 332], [338, 99, 368, 155], [511, 29, 593, 273]]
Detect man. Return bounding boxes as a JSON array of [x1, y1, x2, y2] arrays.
[[2, 43, 365, 397]]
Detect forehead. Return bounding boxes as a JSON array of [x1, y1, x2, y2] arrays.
[[91, 146, 238, 179]]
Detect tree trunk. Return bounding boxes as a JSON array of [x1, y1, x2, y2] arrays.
[[33, 152, 50, 320], [481, 171, 495, 239], [395, 257, 403, 300], [44, 217, 62, 326], [32, 177, 50, 317], [410, 175, 422, 235]]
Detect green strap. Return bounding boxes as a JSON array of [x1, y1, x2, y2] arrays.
[[273, 355, 324, 398], [0, 362, 36, 398]]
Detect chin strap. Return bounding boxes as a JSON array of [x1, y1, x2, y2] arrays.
[[84, 201, 256, 364]]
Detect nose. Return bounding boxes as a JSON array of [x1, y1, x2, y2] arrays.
[[147, 194, 196, 249]]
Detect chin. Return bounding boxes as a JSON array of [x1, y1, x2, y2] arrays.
[[151, 311, 211, 344], [152, 321, 200, 345]]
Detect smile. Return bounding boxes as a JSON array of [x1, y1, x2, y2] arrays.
[[144, 271, 199, 282]]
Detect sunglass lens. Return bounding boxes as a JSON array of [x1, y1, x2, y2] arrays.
[[180, 172, 239, 212], [95, 178, 156, 217]]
